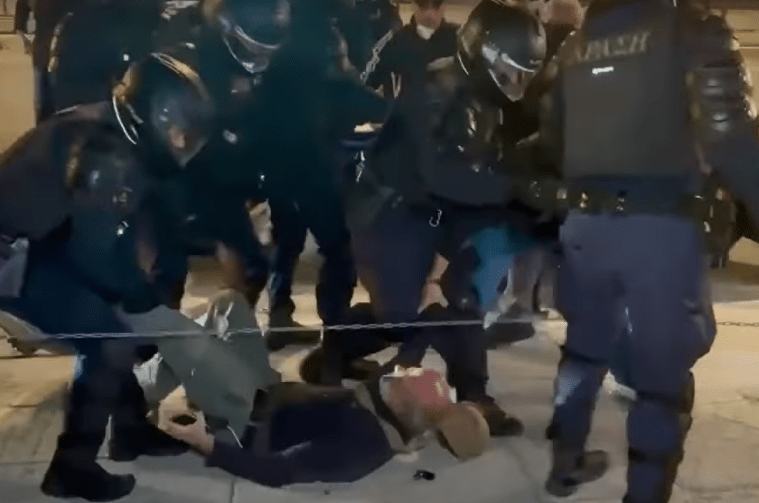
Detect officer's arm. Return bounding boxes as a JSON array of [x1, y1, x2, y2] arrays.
[[688, 15, 759, 227]]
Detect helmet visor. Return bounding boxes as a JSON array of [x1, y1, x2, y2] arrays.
[[151, 94, 211, 167], [481, 42, 539, 101], [223, 26, 281, 74]]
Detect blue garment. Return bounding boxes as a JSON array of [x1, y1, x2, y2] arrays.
[[349, 205, 534, 398], [468, 226, 538, 312]]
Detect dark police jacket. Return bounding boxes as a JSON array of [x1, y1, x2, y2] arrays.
[[248, 19, 391, 193], [361, 16, 459, 98], [539, 0, 759, 224], [346, 56, 549, 234], [14, 0, 85, 70], [47, 0, 163, 111], [338, 0, 403, 70], [0, 103, 183, 314]]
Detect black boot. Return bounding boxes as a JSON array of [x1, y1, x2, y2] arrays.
[[545, 447, 610, 497], [108, 374, 187, 462], [468, 395, 524, 437], [446, 351, 524, 438], [264, 306, 321, 351], [41, 448, 135, 502], [42, 377, 134, 501]]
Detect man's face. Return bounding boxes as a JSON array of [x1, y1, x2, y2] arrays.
[[413, 1, 444, 30]]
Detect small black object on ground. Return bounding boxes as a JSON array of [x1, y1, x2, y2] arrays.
[[413, 470, 436, 481]]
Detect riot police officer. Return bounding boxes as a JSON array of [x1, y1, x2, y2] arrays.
[[534, 1, 759, 501], [312, 0, 551, 436], [262, 0, 399, 350], [14, 0, 86, 122], [0, 53, 214, 501], [248, 0, 391, 350], [140, 0, 293, 310]]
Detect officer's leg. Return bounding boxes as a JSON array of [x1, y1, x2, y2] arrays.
[[34, 69, 55, 124], [268, 196, 308, 319], [620, 216, 715, 503], [302, 206, 438, 385], [295, 185, 356, 327], [545, 214, 621, 497], [107, 339, 188, 462], [18, 259, 137, 501], [265, 195, 318, 350]]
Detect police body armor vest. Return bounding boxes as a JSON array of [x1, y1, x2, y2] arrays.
[[560, 7, 697, 180]]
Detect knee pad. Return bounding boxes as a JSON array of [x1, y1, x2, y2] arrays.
[[631, 372, 696, 454], [626, 375, 695, 503], [553, 348, 608, 408], [547, 348, 608, 446]]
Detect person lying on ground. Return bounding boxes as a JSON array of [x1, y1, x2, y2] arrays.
[[162, 368, 491, 487]]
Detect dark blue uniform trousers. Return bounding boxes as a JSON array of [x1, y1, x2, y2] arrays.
[[550, 213, 716, 503], [268, 183, 356, 326], [9, 249, 154, 465]]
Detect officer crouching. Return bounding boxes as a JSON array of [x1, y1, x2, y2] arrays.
[[0, 53, 215, 501], [330, 0, 556, 437]]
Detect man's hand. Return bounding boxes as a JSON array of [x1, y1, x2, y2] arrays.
[[162, 411, 215, 455]]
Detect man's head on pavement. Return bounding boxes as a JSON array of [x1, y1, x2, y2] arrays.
[[412, 0, 445, 33], [380, 367, 490, 460]]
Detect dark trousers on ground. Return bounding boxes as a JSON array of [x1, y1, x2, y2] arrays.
[[550, 213, 716, 503]]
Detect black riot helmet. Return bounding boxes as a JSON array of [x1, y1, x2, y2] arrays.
[[112, 53, 215, 170], [458, 0, 547, 101], [202, 0, 291, 74]]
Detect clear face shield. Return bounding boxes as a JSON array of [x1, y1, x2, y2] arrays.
[[222, 25, 281, 75], [481, 42, 539, 102]]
